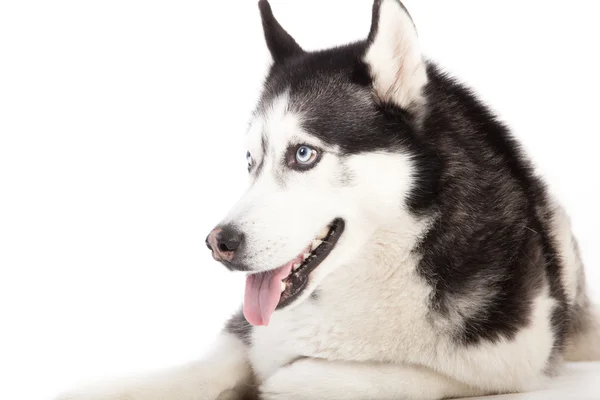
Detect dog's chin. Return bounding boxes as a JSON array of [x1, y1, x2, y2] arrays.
[[241, 218, 345, 326]]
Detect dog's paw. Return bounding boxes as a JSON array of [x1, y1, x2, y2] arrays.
[[54, 393, 121, 400], [54, 389, 139, 400], [259, 359, 330, 400], [55, 386, 246, 400]]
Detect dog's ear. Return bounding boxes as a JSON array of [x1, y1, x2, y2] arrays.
[[364, 0, 428, 111], [258, 0, 304, 64]]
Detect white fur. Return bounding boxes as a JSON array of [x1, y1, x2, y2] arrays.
[[548, 200, 600, 362], [441, 290, 556, 392], [260, 358, 483, 400], [364, 0, 428, 109], [225, 94, 418, 308], [248, 226, 556, 395], [58, 88, 593, 400], [57, 4, 596, 398], [549, 199, 583, 306], [228, 94, 342, 274], [56, 334, 251, 400], [564, 307, 600, 362]]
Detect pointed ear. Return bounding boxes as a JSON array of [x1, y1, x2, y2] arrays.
[[364, 0, 428, 110], [258, 0, 304, 64]]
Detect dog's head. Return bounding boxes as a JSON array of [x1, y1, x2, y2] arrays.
[[206, 0, 435, 326]]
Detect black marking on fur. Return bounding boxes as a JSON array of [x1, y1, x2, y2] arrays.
[[253, 2, 572, 356], [256, 41, 440, 213], [261, 135, 268, 158], [224, 309, 252, 346], [366, 0, 382, 45], [414, 64, 568, 346], [284, 143, 323, 172], [252, 135, 268, 179], [338, 158, 355, 187], [310, 289, 320, 301]]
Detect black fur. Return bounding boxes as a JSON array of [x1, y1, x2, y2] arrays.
[[256, 42, 442, 211], [416, 65, 568, 346], [225, 309, 253, 346], [258, 0, 304, 64], [229, 0, 571, 358]]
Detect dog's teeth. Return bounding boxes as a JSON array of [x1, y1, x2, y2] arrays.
[[317, 227, 329, 239], [293, 263, 301, 270], [303, 253, 311, 260], [312, 240, 323, 250], [280, 282, 286, 293]]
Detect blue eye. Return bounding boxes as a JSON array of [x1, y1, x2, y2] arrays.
[[295, 145, 317, 165]]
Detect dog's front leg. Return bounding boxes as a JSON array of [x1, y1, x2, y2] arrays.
[[56, 333, 253, 400], [259, 358, 482, 400]]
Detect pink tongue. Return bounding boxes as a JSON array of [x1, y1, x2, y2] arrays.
[[243, 261, 293, 326]]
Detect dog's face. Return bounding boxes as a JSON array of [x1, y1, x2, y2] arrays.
[[207, 0, 431, 326]]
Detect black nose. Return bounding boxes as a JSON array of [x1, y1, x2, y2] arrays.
[[217, 226, 243, 252], [206, 225, 243, 261]]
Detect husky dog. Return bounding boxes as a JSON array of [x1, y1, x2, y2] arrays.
[[59, 1, 600, 399]]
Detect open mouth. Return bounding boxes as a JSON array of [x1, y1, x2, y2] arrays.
[[243, 218, 345, 326]]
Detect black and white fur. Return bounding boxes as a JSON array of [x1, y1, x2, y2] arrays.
[[58, 1, 599, 399]]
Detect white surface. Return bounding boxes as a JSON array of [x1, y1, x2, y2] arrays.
[[0, 1, 599, 400], [464, 363, 600, 400]]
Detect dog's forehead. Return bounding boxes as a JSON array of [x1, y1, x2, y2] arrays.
[[248, 81, 376, 155], [246, 93, 325, 155], [245, 43, 406, 156]]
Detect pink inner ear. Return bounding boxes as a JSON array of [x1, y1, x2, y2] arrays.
[[364, 0, 427, 111]]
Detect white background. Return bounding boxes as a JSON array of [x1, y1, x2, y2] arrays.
[[1, 1, 599, 399]]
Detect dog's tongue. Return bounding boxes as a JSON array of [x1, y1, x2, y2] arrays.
[[243, 261, 293, 326]]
